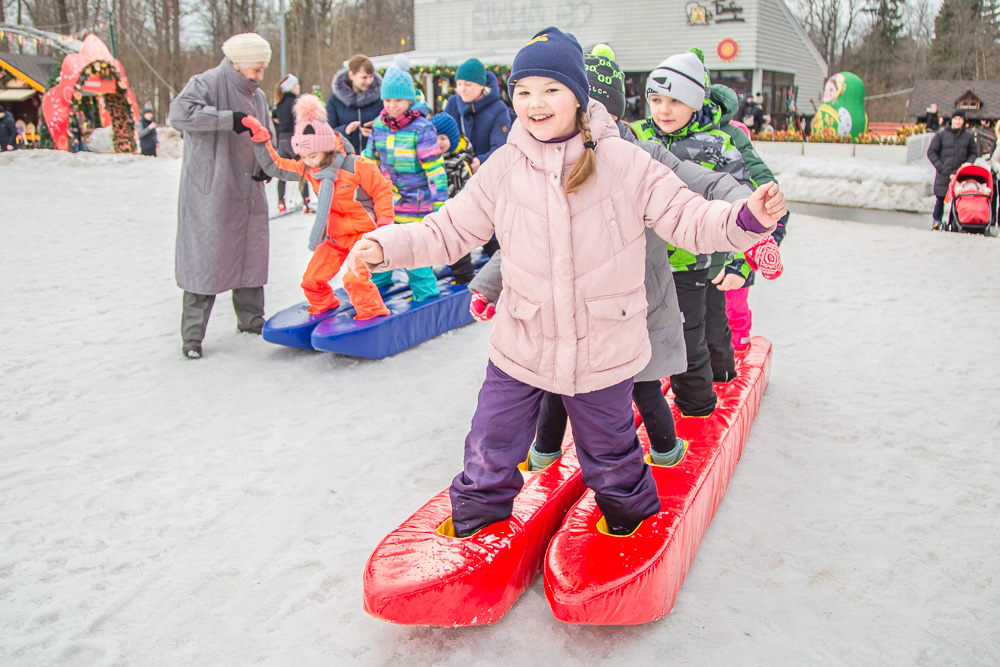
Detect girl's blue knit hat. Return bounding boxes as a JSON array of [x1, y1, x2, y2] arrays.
[[508, 27, 590, 109], [381, 66, 416, 102], [430, 113, 461, 150]]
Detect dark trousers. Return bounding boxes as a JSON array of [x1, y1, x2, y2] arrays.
[[449, 253, 475, 285], [671, 270, 717, 416], [482, 235, 500, 257], [706, 279, 736, 382], [450, 361, 660, 535], [181, 287, 265, 343], [535, 380, 677, 455], [933, 196, 945, 223]]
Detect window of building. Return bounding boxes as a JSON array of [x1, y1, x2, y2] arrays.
[[761, 70, 796, 131], [711, 70, 753, 103], [956, 92, 982, 111]]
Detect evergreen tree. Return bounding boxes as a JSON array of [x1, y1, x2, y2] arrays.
[[930, 0, 1000, 79]]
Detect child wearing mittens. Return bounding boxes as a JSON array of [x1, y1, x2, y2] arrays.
[[362, 66, 447, 301], [632, 49, 755, 416], [346, 28, 784, 538], [240, 95, 392, 319]]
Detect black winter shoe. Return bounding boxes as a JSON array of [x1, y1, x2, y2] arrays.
[[183, 340, 202, 359], [607, 521, 641, 536], [238, 324, 263, 335]]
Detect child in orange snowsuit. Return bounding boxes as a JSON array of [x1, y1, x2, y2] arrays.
[[241, 95, 393, 319]]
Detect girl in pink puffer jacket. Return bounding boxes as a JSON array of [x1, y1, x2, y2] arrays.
[[347, 27, 785, 537]]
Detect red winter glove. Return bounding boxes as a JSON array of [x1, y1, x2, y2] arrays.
[[469, 290, 495, 322], [241, 115, 270, 142], [744, 236, 784, 280]]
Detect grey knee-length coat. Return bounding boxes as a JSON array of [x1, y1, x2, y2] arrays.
[[169, 59, 276, 295]]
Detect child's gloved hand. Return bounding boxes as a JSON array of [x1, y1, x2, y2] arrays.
[[240, 115, 270, 142], [744, 236, 784, 280], [747, 182, 787, 227], [344, 237, 385, 276], [469, 290, 496, 322]]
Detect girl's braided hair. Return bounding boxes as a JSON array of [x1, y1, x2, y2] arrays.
[[564, 107, 598, 195]]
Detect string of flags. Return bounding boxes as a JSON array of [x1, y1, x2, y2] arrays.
[[0, 20, 109, 48]]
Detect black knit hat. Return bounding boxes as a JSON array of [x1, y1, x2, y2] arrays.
[[509, 27, 590, 109], [951, 108, 966, 120], [584, 54, 625, 119]]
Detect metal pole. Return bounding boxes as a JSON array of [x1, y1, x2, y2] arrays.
[[108, 9, 116, 58], [279, 0, 286, 77]]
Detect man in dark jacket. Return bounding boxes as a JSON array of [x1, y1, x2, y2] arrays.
[[443, 59, 511, 171], [0, 105, 17, 151], [325, 54, 383, 154], [927, 108, 978, 229], [138, 106, 158, 156]]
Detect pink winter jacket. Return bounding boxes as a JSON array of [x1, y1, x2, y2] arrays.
[[363, 100, 774, 396]]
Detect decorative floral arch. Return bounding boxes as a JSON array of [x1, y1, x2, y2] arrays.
[[41, 34, 140, 153]]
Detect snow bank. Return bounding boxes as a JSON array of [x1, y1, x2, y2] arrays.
[[85, 127, 115, 154], [1, 150, 997, 665], [757, 151, 937, 213], [156, 126, 183, 159]]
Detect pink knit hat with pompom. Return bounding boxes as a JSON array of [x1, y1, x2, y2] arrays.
[[291, 95, 344, 155]]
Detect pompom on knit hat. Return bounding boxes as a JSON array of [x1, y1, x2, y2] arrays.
[[222, 33, 272, 67], [381, 66, 416, 102], [430, 113, 461, 150], [645, 50, 708, 111], [291, 94, 344, 156], [585, 50, 626, 119], [456, 58, 488, 86], [508, 27, 590, 109]]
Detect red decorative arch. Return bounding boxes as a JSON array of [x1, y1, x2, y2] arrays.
[[41, 35, 140, 152]]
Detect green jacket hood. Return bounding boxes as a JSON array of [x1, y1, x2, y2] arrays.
[[710, 84, 740, 124]]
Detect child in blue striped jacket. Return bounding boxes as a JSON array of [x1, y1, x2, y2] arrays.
[[362, 66, 448, 300]]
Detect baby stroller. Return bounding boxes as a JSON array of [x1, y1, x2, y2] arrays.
[[944, 163, 998, 235]]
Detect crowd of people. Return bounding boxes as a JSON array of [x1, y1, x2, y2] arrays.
[[161, 26, 790, 540]]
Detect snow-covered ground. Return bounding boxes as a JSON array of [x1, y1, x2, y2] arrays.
[[757, 151, 937, 214], [2, 150, 998, 665]]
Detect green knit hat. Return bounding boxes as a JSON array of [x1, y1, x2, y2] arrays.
[[456, 58, 487, 86]]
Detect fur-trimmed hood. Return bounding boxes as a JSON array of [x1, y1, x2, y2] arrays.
[[330, 68, 383, 108]]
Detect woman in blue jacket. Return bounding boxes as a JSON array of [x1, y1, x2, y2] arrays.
[[443, 59, 511, 172]]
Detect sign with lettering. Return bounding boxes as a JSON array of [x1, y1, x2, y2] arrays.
[[686, 1, 746, 25], [472, 0, 593, 40]]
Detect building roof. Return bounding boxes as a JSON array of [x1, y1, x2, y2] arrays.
[[0, 52, 60, 91], [907, 80, 1000, 120]]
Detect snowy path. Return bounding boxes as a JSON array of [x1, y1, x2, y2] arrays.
[[1, 151, 998, 665]]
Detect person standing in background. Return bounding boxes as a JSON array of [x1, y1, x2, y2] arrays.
[[326, 54, 383, 154]]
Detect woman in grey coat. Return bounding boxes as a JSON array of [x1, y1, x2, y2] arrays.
[[469, 52, 753, 470], [168, 33, 276, 359]]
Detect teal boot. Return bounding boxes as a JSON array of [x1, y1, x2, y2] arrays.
[[528, 443, 562, 471], [650, 439, 688, 467]]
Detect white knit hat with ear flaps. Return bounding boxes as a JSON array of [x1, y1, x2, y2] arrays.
[[222, 33, 272, 67]]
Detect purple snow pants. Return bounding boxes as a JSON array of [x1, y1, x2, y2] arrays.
[[450, 361, 661, 535]]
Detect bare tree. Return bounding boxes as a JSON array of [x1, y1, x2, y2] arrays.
[[794, 0, 862, 73]]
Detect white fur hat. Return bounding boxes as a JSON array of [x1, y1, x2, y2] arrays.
[[222, 33, 272, 67], [279, 73, 299, 93]]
